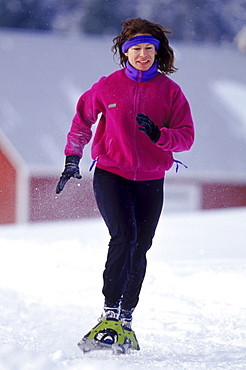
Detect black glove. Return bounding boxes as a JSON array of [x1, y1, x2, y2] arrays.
[[136, 113, 161, 143], [56, 155, 82, 194]]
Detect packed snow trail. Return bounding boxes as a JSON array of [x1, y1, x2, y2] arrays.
[[0, 208, 246, 369]]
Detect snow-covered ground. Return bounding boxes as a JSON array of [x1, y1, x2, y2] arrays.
[[0, 207, 246, 369]]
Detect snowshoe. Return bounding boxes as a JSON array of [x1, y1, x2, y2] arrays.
[[78, 318, 132, 354]]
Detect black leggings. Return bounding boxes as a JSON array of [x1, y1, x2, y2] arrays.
[[93, 167, 164, 311]]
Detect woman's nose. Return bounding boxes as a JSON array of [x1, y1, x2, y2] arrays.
[[140, 48, 147, 57]]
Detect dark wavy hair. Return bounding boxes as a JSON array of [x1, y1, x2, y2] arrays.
[[112, 18, 177, 75]]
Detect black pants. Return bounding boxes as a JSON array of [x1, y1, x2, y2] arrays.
[[93, 167, 164, 311]]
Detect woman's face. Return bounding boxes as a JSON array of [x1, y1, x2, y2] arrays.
[[124, 33, 157, 71]]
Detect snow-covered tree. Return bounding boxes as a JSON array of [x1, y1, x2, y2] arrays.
[[0, 0, 56, 30], [1, 0, 245, 43]]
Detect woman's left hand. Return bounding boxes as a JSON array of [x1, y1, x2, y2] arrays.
[[136, 113, 161, 143]]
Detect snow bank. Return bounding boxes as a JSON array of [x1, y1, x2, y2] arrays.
[[0, 208, 246, 369]]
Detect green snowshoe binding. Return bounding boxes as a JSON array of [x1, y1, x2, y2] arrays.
[[78, 317, 140, 354], [122, 325, 140, 351]]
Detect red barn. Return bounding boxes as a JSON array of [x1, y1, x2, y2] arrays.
[[0, 128, 99, 224]]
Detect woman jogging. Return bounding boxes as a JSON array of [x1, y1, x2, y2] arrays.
[[56, 18, 195, 352]]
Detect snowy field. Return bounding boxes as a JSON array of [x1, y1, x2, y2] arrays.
[[0, 207, 246, 370]]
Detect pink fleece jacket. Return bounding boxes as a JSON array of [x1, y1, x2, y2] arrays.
[[65, 68, 194, 181]]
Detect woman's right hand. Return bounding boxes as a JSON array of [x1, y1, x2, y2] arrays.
[[56, 155, 82, 194]]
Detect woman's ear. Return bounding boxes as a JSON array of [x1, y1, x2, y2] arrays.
[[124, 52, 128, 57]]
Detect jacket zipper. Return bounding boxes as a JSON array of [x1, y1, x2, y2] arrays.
[[133, 71, 142, 180]]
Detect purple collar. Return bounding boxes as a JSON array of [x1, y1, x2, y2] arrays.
[[125, 61, 158, 82]]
